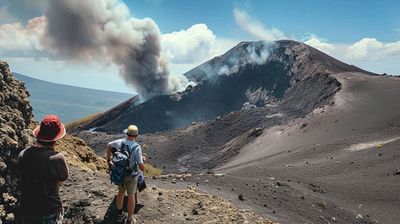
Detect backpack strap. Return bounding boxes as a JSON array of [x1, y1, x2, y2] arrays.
[[128, 143, 139, 162]]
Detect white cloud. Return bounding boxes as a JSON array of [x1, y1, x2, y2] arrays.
[[166, 38, 240, 78], [0, 16, 46, 57], [233, 8, 286, 42], [384, 41, 400, 55], [346, 38, 383, 59], [346, 38, 400, 60], [161, 24, 216, 64], [162, 24, 242, 66], [303, 34, 335, 54]]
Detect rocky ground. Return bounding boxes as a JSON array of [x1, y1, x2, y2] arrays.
[[56, 134, 108, 172], [61, 166, 274, 224], [0, 61, 34, 223], [149, 173, 379, 224]]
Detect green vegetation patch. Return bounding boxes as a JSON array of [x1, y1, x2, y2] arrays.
[[144, 163, 162, 177], [65, 113, 102, 130]]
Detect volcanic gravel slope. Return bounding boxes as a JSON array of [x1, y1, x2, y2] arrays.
[[75, 41, 400, 224], [212, 73, 400, 224]]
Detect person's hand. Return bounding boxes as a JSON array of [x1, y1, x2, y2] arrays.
[[139, 163, 145, 172], [142, 155, 147, 161]]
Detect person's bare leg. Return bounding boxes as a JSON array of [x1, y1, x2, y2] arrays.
[[127, 193, 136, 220], [117, 190, 125, 210], [135, 193, 137, 205]]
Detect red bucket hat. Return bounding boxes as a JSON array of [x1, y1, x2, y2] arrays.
[[33, 115, 66, 142]]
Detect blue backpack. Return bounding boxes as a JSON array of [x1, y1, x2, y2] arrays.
[[110, 142, 139, 185]]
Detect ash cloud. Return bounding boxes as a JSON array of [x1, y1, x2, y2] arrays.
[[42, 0, 180, 99]]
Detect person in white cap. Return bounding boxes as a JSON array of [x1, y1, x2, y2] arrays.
[[106, 125, 144, 224]]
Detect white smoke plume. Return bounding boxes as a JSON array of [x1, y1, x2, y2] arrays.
[[233, 8, 286, 42], [217, 41, 273, 76], [42, 0, 185, 99]]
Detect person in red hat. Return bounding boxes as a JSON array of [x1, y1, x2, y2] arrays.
[[18, 115, 69, 224]]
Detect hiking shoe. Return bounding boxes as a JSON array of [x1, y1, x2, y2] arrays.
[[126, 217, 138, 224], [116, 212, 127, 223]]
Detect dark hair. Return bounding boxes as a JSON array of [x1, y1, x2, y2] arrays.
[[37, 140, 56, 147]]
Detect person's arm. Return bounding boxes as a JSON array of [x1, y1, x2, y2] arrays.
[[49, 153, 69, 183], [17, 149, 26, 166], [14, 149, 27, 173], [136, 145, 145, 172], [105, 144, 112, 169], [106, 140, 121, 169], [142, 144, 147, 161]]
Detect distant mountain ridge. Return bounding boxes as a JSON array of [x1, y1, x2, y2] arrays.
[[13, 73, 133, 123]]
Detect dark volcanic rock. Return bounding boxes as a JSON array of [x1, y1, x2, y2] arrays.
[[0, 61, 34, 223], [238, 194, 245, 201], [75, 40, 370, 135]]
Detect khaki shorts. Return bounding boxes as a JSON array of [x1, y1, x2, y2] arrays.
[[118, 175, 138, 194]]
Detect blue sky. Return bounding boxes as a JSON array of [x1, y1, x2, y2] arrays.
[[0, 0, 399, 94], [129, 0, 400, 43]]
